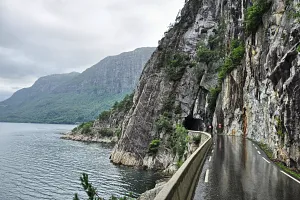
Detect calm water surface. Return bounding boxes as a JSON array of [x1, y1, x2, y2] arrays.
[[0, 122, 160, 199]]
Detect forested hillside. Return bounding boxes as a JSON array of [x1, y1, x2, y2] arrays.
[[0, 47, 155, 124]]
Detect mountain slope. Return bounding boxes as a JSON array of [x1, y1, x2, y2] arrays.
[[0, 47, 155, 124]]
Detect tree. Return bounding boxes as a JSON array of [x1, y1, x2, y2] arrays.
[[74, 173, 103, 200], [74, 173, 133, 200]]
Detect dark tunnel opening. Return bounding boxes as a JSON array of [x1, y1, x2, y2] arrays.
[[183, 115, 202, 131]]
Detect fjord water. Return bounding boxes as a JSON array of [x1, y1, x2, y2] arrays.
[[0, 122, 160, 199]]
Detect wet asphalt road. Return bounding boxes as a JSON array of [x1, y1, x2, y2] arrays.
[[193, 136, 300, 200]]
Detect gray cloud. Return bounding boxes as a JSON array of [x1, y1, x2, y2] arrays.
[[0, 0, 184, 100]]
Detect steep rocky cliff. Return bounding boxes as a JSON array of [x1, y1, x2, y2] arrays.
[[110, 0, 300, 171], [213, 0, 300, 170]]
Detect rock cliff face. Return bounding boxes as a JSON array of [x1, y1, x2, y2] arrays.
[[214, 0, 300, 170], [110, 0, 300, 171]]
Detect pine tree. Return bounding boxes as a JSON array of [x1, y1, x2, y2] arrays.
[[74, 173, 103, 200], [74, 193, 80, 200], [74, 173, 133, 200]]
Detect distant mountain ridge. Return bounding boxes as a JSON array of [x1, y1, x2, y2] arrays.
[[3, 72, 80, 106], [0, 47, 155, 124]]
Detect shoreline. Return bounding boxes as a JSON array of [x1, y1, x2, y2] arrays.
[[61, 131, 174, 200], [61, 132, 118, 143]]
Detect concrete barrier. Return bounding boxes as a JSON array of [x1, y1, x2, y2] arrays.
[[154, 131, 212, 200]]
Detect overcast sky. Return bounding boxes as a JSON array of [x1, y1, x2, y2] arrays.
[[0, 0, 184, 101]]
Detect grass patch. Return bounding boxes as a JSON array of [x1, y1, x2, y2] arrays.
[[258, 143, 273, 159], [176, 160, 184, 168], [275, 161, 300, 180], [254, 141, 300, 181]]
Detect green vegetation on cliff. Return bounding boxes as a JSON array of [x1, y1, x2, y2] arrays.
[[148, 139, 161, 155], [71, 93, 134, 139], [155, 114, 173, 134], [293, 3, 300, 21], [172, 124, 189, 160], [245, 0, 272, 34], [98, 93, 134, 122], [79, 121, 94, 134], [165, 52, 192, 81], [198, 37, 244, 114], [218, 40, 245, 80], [275, 117, 284, 138], [208, 86, 222, 113], [197, 43, 217, 64], [153, 111, 189, 161]]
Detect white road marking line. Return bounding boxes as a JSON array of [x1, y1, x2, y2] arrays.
[[281, 171, 300, 184], [257, 151, 261, 155], [263, 157, 270, 164], [205, 169, 209, 183], [209, 156, 212, 162], [253, 144, 254, 146], [212, 150, 214, 153], [255, 147, 257, 150]]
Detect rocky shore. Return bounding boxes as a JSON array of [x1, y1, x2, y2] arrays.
[[61, 132, 118, 143]]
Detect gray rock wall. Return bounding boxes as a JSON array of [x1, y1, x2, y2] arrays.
[[111, 0, 300, 171], [110, 0, 220, 169], [214, 0, 300, 170]]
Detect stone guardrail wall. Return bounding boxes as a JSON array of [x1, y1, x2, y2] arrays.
[[154, 131, 212, 200]]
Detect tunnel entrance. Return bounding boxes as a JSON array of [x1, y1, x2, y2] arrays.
[[183, 115, 202, 131]]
